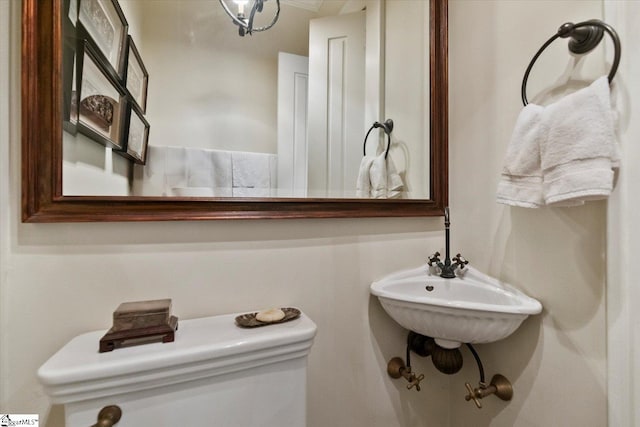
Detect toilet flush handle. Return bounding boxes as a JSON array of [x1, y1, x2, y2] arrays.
[[91, 405, 122, 427]]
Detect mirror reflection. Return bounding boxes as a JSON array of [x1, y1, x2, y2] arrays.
[[62, 0, 431, 200]]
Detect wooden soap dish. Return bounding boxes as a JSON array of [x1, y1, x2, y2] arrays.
[[235, 307, 301, 328]]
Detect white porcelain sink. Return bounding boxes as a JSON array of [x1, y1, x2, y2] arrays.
[[370, 264, 542, 349]]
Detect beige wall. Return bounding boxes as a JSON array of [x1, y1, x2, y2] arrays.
[[448, 1, 607, 426], [0, 0, 9, 418], [605, 2, 640, 425], [1, 1, 610, 427], [143, 1, 314, 154], [385, 0, 431, 198]]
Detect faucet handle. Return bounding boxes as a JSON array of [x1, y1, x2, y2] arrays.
[[453, 254, 469, 269], [427, 252, 441, 266]]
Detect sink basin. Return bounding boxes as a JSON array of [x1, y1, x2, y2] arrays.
[[370, 264, 542, 349]]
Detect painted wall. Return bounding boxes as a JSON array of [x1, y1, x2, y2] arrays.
[[0, 0, 9, 417], [605, 1, 640, 426], [142, 1, 314, 154], [1, 1, 610, 427], [447, 1, 607, 426], [385, 0, 430, 198]]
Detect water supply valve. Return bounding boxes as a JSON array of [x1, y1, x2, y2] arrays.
[[387, 357, 425, 391], [464, 374, 513, 408]]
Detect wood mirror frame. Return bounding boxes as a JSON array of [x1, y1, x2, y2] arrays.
[[22, 0, 448, 222]]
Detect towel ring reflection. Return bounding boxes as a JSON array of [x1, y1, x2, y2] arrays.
[[521, 19, 621, 106], [363, 119, 394, 159]]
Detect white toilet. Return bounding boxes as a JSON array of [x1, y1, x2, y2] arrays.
[[38, 312, 317, 426]]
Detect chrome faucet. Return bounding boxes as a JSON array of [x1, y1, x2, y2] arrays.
[[427, 207, 468, 278]]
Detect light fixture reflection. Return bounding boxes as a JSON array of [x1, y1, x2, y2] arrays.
[[218, 0, 281, 37]]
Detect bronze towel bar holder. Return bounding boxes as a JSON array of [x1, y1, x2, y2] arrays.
[[521, 19, 621, 106], [363, 119, 394, 159]]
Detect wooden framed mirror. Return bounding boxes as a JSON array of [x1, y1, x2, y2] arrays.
[[22, 0, 447, 222]]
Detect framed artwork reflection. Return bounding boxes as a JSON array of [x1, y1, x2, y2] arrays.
[[62, 17, 79, 134], [124, 104, 150, 164], [78, 0, 128, 78], [62, 38, 79, 134], [76, 39, 127, 150], [64, 0, 79, 24], [125, 36, 149, 112]]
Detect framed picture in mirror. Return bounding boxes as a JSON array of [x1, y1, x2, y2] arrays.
[[62, 23, 79, 134], [125, 36, 148, 113], [123, 104, 150, 164], [78, 0, 128, 78], [64, 0, 78, 24], [76, 39, 127, 150]]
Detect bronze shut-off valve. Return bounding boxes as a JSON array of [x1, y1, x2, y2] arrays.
[[387, 357, 425, 391], [464, 374, 513, 408]]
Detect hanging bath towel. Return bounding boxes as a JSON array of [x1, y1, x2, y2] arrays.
[[497, 76, 619, 207]]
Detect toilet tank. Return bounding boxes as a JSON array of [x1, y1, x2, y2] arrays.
[[38, 312, 317, 427]]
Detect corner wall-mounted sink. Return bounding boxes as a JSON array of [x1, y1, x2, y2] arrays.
[[370, 264, 542, 349]]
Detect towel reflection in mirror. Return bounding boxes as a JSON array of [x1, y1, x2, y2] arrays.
[[133, 146, 277, 197], [356, 153, 404, 199], [357, 119, 405, 198]]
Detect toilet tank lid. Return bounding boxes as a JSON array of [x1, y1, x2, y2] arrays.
[[38, 312, 317, 393]]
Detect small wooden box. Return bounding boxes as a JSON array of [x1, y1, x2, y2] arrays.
[[99, 299, 178, 353], [112, 299, 172, 331]]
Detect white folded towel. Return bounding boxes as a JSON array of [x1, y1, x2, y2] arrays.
[[165, 146, 187, 177], [185, 148, 214, 188], [232, 152, 272, 190], [369, 153, 405, 199], [164, 146, 188, 195], [540, 76, 619, 206], [268, 154, 278, 190], [496, 104, 545, 208], [356, 155, 375, 198], [143, 145, 165, 178], [386, 154, 404, 199], [370, 153, 388, 199], [132, 145, 187, 196], [497, 76, 619, 208], [132, 145, 236, 197], [232, 187, 272, 197], [185, 148, 233, 197], [210, 150, 234, 197]]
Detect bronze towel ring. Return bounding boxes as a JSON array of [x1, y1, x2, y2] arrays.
[[521, 19, 621, 106], [363, 119, 394, 159]]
